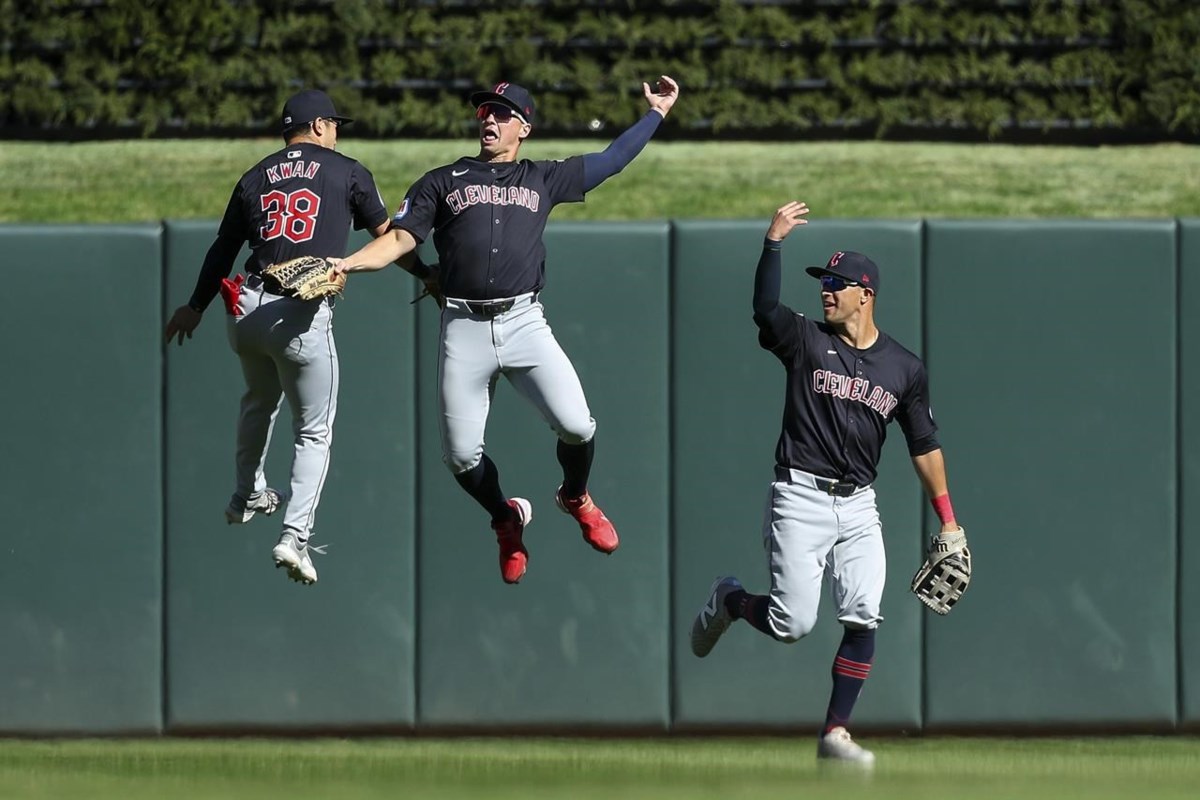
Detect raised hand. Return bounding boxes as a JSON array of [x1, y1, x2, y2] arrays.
[[766, 201, 809, 242], [644, 75, 680, 118]]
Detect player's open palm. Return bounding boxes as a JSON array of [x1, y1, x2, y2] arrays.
[[767, 201, 809, 241], [644, 75, 680, 117]]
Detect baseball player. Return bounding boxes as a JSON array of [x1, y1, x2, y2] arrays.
[[688, 201, 966, 765], [164, 89, 429, 585], [332, 76, 680, 583]]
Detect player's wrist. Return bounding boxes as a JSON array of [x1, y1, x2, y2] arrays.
[[930, 493, 956, 525], [342, 257, 372, 273], [763, 236, 782, 251]]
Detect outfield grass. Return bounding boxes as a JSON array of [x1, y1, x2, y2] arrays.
[[1, 737, 1199, 800], [3, 139, 1198, 223]]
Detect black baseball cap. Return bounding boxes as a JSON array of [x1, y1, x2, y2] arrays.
[[281, 89, 352, 132], [469, 82, 536, 124], [805, 250, 880, 294]]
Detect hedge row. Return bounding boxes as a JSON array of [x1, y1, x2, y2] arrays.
[[2, 0, 1197, 140]]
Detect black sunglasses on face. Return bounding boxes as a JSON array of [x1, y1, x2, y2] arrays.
[[476, 103, 521, 123], [820, 275, 861, 293]]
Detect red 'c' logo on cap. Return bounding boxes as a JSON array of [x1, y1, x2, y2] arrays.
[[829, 251, 844, 267], [495, 82, 510, 94]]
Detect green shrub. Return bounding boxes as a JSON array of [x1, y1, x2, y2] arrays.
[[1, 0, 1196, 139]]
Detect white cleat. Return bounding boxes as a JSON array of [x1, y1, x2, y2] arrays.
[[817, 726, 875, 767], [272, 533, 324, 585], [690, 576, 743, 658], [225, 488, 288, 524]]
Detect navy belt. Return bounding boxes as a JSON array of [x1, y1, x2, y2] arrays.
[[465, 298, 515, 316], [451, 292, 538, 317], [774, 465, 860, 497]]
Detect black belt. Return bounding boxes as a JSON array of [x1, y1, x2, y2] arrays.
[[464, 298, 516, 316], [775, 465, 859, 497]]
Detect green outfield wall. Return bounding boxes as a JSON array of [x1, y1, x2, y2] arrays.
[[925, 221, 1178, 729], [0, 226, 163, 734], [0, 219, 1193, 734]]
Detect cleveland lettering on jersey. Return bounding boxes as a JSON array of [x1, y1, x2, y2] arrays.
[[446, 184, 540, 215], [758, 309, 935, 487], [811, 369, 899, 417], [393, 156, 585, 299]]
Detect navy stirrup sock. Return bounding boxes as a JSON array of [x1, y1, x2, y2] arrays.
[[823, 627, 876, 733]]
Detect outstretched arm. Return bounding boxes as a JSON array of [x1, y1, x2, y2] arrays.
[[582, 75, 680, 192], [332, 227, 419, 274], [366, 219, 429, 279], [365, 220, 441, 301]]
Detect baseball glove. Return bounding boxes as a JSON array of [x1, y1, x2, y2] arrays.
[[911, 527, 971, 615], [262, 256, 346, 301]]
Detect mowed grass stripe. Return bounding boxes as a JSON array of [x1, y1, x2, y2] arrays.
[[3, 140, 1198, 223], [1, 737, 1199, 800]]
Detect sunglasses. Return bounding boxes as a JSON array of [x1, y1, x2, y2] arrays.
[[820, 275, 861, 293], [475, 103, 524, 124]]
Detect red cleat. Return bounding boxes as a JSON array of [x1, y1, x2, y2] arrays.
[[555, 486, 619, 554], [491, 498, 532, 583]]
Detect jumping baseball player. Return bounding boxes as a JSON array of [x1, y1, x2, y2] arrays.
[[333, 76, 680, 583], [164, 89, 428, 586], [688, 201, 967, 765]]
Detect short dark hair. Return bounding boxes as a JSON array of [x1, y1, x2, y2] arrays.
[[283, 121, 313, 140]]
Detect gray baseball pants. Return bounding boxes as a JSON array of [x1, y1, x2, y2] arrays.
[[762, 467, 886, 641], [438, 293, 596, 474], [226, 279, 339, 543]]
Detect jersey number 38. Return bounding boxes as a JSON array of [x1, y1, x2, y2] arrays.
[[260, 189, 321, 243]]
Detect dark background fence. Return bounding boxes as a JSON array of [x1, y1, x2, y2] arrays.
[[3, 0, 1198, 142], [1, 217, 1197, 734]]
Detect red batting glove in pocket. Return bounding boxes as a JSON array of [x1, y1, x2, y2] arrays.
[[219, 274, 246, 316]]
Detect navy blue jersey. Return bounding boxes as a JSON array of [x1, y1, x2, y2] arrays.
[[756, 304, 939, 486], [391, 155, 586, 300], [187, 142, 388, 312], [219, 141, 388, 274]]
